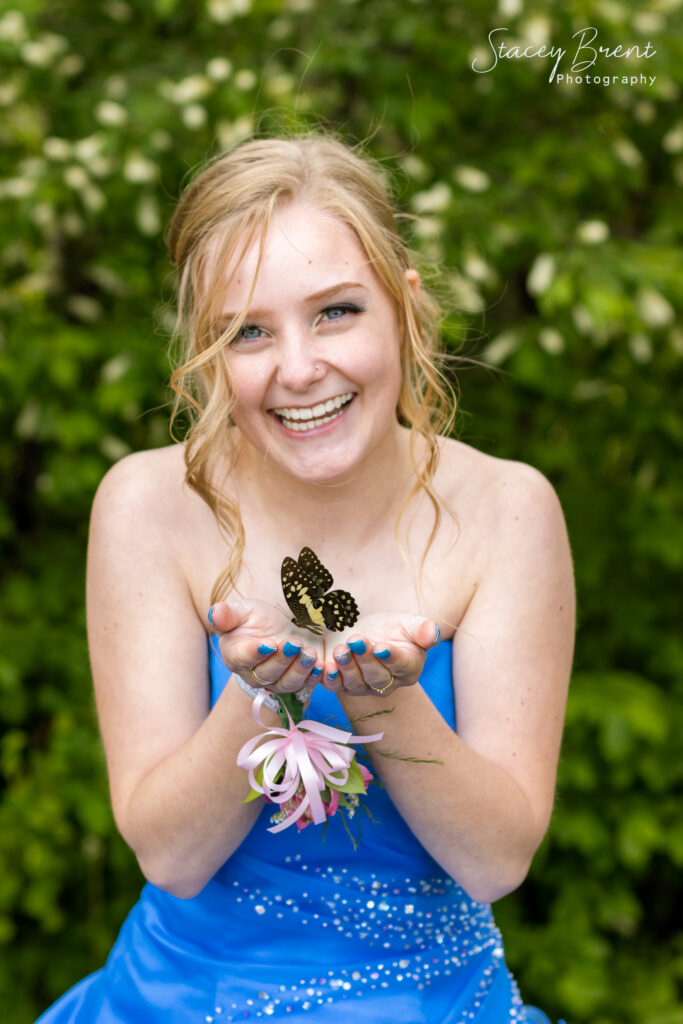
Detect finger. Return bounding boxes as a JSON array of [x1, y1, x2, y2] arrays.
[[208, 600, 251, 634], [333, 643, 368, 696], [321, 665, 344, 693], [245, 639, 303, 686], [218, 633, 279, 672], [345, 637, 395, 692], [404, 620, 441, 650], [269, 647, 324, 694]]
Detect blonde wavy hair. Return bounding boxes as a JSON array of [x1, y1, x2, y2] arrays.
[[166, 133, 457, 604]]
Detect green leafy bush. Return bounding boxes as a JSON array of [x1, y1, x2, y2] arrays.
[[1, 1, 681, 1020]]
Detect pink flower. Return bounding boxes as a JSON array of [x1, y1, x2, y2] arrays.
[[237, 691, 383, 834]]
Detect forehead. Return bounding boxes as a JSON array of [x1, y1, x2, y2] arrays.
[[214, 203, 377, 314]]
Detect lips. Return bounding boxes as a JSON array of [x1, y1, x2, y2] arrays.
[[271, 392, 355, 432]]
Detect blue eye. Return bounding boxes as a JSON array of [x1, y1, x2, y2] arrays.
[[322, 303, 363, 321], [238, 324, 264, 340]]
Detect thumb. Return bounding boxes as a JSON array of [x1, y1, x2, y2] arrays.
[[412, 619, 441, 650], [208, 600, 250, 634]]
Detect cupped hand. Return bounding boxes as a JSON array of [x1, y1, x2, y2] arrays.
[[209, 599, 325, 695], [320, 612, 441, 697]]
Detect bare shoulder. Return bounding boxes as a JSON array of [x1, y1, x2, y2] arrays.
[[93, 444, 186, 518], [436, 436, 570, 557]]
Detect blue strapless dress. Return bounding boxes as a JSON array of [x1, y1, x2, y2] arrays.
[[36, 639, 558, 1023]]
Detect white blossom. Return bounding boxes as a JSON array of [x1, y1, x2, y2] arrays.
[[613, 137, 643, 168], [411, 182, 451, 214], [136, 194, 161, 236], [0, 79, 21, 106], [576, 220, 610, 244], [266, 73, 295, 97], [173, 74, 212, 104], [527, 253, 555, 296], [572, 305, 598, 338], [518, 15, 550, 46], [56, 54, 84, 77], [82, 184, 105, 212], [482, 331, 519, 365], [0, 10, 27, 44], [412, 215, 443, 240], [99, 436, 132, 462], [44, 137, 73, 161], [66, 295, 102, 322], [123, 151, 157, 184], [216, 115, 254, 148], [628, 334, 653, 363], [101, 353, 133, 382], [105, 75, 127, 98], [463, 252, 497, 288], [182, 104, 207, 129], [105, 0, 133, 21], [21, 32, 67, 66], [453, 165, 490, 193], [451, 275, 485, 314], [633, 11, 664, 33], [234, 69, 257, 91], [637, 287, 674, 327], [95, 100, 128, 126], [662, 121, 683, 154], [538, 328, 565, 354], [206, 57, 232, 81], [0, 178, 35, 199], [64, 165, 89, 190], [401, 155, 430, 181], [497, 0, 522, 15], [74, 134, 105, 162], [208, 0, 251, 22]]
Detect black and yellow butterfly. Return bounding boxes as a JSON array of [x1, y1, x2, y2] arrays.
[[281, 547, 359, 635]]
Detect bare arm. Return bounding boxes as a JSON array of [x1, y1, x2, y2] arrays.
[[88, 451, 320, 899], [334, 464, 575, 903]]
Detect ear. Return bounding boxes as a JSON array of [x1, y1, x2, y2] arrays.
[[405, 268, 421, 298]]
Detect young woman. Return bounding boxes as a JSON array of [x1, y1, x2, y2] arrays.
[[37, 135, 574, 1023]]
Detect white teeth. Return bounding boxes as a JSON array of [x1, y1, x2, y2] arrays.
[[277, 394, 354, 432], [272, 392, 354, 424]]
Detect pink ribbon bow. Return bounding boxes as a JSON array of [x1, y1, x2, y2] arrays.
[[237, 689, 383, 833]]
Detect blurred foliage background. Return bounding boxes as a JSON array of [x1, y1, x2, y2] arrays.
[[1, 0, 681, 1021]]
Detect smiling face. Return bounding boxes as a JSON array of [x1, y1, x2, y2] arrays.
[[216, 202, 405, 485]]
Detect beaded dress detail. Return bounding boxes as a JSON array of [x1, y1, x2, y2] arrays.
[[36, 639, 552, 1023]]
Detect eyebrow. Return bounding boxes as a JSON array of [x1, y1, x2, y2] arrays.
[[218, 281, 368, 323]]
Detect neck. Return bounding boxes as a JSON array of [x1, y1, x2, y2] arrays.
[[231, 425, 417, 550]]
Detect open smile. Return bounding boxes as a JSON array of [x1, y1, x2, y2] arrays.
[[270, 392, 355, 432]]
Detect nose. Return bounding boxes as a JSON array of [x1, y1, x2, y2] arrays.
[[275, 331, 324, 392]]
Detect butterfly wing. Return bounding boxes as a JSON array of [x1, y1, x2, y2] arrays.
[[297, 547, 333, 596], [281, 556, 325, 634], [321, 589, 359, 632]]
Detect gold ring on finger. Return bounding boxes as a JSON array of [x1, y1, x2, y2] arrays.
[[249, 666, 268, 686], [371, 674, 396, 695]]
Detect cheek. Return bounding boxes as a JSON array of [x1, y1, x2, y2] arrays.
[[225, 359, 268, 411]]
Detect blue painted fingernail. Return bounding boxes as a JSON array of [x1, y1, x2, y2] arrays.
[[348, 639, 366, 655], [433, 625, 441, 644], [208, 605, 215, 625], [283, 641, 302, 658], [311, 666, 322, 677], [335, 649, 351, 665], [258, 643, 276, 655], [328, 669, 339, 680], [373, 648, 391, 660], [299, 652, 315, 667]]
